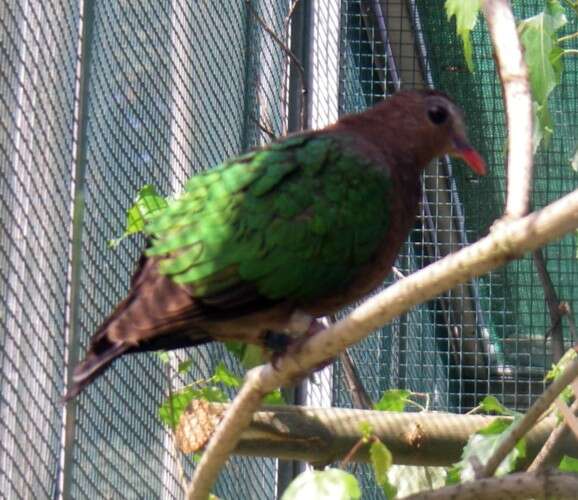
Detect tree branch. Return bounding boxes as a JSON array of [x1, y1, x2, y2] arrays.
[[176, 404, 572, 467], [528, 398, 578, 470], [483, 0, 533, 219], [403, 469, 578, 500], [186, 190, 578, 499], [246, 0, 307, 131], [481, 345, 578, 478], [533, 248, 565, 362]]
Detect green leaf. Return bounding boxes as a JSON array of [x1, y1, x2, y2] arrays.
[[374, 389, 411, 412], [177, 360, 193, 374], [199, 385, 228, 403], [263, 389, 285, 405], [158, 387, 199, 429], [281, 469, 361, 500], [224, 341, 265, 369], [546, 348, 577, 404], [156, 351, 170, 364], [445, 465, 461, 485], [213, 362, 241, 388], [158, 383, 229, 428], [111, 185, 168, 246], [389, 466, 447, 496], [445, 0, 481, 72], [479, 396, 514, 416], [559, 455, 578, 473], [370, 440, 397, 498], [224, 341, 245, 359], [359, 421, 374, 441], [518, 0, 567, 149], [451, 418, 526, 481]]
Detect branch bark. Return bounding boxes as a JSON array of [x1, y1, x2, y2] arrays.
[[403, 469, 578, 500], [483, 0, 534, 218], [177, 404, 573, 467], [533, 249, 565, 362], [186, 190, 578, 499], [529, 398, 578, 470]]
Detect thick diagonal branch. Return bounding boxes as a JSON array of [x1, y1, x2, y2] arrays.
[[186, 190, 578, 500], [483, 0, 533, 218]]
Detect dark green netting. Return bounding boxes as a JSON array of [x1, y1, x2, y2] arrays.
[[1, 1, 577, 499], [334, 1, 577, 497]]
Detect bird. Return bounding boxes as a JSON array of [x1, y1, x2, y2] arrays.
[[63, 89, 486, 401]]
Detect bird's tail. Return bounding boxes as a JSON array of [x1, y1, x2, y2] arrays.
[[62, 255, 212, 403], [62, 331, 130, 402]]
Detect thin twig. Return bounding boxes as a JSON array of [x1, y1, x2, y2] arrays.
[[554, 398, 578, 439], [186, 191, 578, 499], [340, 437, 368, 469], [165, 359, 189, 492], [246, 0, 307, 130], [283, 0, 301, 34], [481, 346, 578, 478], [558, 31, 578, 43], [528, 398, 578, 470], [249, 114, 277, 141], [339, 350, 373, 409], [533, 249, 565, 362], [562, 303, 578, 340], [403, 469, 578, 500], [280, 0, 302, 134], [483, 0, 533, 219]]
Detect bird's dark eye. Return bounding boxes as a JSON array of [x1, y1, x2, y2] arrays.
[[427, 105, 449, 125]]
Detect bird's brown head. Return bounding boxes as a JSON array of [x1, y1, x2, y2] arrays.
[[345, 89, 486, 176]]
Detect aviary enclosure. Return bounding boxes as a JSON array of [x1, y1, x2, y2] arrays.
[[1, 0, 577, 498]]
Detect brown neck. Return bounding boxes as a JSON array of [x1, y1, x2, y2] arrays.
[[332, 100, 444, 174]]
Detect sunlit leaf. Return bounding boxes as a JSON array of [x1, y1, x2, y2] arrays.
[[389, 465, 447, 496], [451, 418, 526, 481], [518, 0, 567, 149], [110, 184, 168, 247], [359, 421, 374, 441], [479, 395, 517, 416], [213, 362, 241, 388], [370, 440, 397, 498], [559, 455, 578, 473], [156, 351, 170, 364], [546, 348, 577, 403], [281, 469, 361, 500], [263, 389, 285, 405], [199, 385, 228, 403], [158, 387, 199, 429], [374, 389, 411, 412], [445, 0, 481, 72], [178, 360, 193, 374], [224, 341, 265, 369]]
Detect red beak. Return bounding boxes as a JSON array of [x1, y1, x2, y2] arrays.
[[451, 137, 487, 176]]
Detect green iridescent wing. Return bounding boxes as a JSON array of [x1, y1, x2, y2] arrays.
[[145, 133, 391, 305]]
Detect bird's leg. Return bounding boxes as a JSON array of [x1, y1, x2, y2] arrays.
[[267, 315, 334, 371], [263, 331, 293, 353]]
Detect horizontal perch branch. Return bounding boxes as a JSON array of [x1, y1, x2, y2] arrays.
[[187, 188, 578, 499], [177, 404, 575, 468]]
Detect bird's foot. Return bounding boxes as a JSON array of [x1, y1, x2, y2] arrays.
[[266, 319, 334, 371]]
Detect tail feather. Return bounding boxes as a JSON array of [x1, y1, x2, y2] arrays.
[[62, 337, 129, 402], [62, 256, 213, 402]]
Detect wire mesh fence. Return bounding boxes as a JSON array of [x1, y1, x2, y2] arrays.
[[0, 0, 577, 498]]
